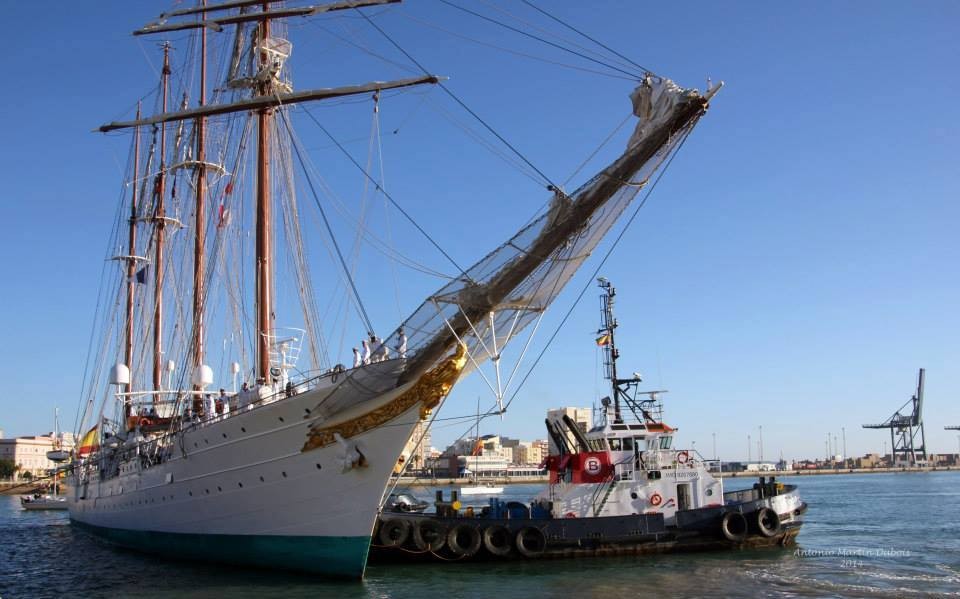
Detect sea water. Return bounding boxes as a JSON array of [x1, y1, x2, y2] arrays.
[[1, 472, 958, 598]]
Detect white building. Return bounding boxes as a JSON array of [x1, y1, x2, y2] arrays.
[[396, 420, 432, 473], [0, 433, 74, 480]]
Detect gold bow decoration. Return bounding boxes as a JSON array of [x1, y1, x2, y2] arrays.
[[301, 343, 468, 453]]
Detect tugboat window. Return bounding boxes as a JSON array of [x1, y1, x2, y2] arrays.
[[610, 439, 622, 451], [659, 436, 672, 449], [622, 438, 633, 451]]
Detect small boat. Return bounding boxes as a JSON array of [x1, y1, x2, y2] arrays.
[[459, 484, 505, 496], [22, 409, 70, 511], [21, 494, 68, 511], [370, 280, 805, 563]]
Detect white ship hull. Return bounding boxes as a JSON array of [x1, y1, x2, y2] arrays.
[[68, 364, 433, 578]]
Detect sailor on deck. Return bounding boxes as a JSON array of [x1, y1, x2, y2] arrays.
[[353, 347, 362, 368], [396, 328, 407, 359], [361, 339, 371, 365]]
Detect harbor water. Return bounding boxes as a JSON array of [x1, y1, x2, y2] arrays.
[[1, 472, 958, 598]]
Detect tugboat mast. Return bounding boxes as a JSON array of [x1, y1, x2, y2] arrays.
[[597, 277, 622, 423]]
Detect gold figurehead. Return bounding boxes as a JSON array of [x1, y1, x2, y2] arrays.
[[301, 343, 468, 452]]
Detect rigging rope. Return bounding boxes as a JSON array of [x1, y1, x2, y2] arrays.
[[355, 7, 561, 193], [280, 111, 376, 336], [397, 11, 637, 82], [298, 105, 468, 279], [519, 0, 657, 77], [500, 120, 700, 414], [437, 0, 643, 80]]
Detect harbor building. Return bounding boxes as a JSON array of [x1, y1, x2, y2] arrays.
[[396, 420, 432, 473], [0, 433, 75, 480]]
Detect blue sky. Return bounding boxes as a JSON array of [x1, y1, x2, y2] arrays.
[[0, 1, 957, 462]]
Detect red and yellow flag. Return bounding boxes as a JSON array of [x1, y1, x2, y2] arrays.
[[595, 333, 611, 346], [77, 425, 99, 456]]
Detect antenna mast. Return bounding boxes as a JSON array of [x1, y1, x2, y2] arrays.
[[597, 278, 620, 423]]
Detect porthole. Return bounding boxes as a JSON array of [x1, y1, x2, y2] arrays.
[[316, 464, 322, 470], [278, 417, 285, 423], [259, 476, 264, 482], [238, 482, 243, 488], [205, 489, 210, 494], [217, 486, 222, 492], [222, 433, 227, 439], [241, 427, 246, 433], [282, 471, 287, 478]]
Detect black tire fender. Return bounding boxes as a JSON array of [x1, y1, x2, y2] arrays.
[[447, 523, 482, 557], [378, 518, 411, 548], [515, 526, 547, 558], [720, 511, 748, 542], [412, 518, 447, 552], [756, 507, 781, 537], [482, 524, 513, 557]]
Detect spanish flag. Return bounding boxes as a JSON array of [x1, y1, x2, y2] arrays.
[[77, 425, 99, 456], [595, 333, 611, 346]]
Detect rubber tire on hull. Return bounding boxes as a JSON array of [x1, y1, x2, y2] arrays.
[[720, 511, 748, 542], [379, 518, 411, 548], [447, 524, 482, 557], [413, 519, 447, 552], [482, 525, 513, 557], [515, 527, 546, 558], [756, 507, 781, 538]]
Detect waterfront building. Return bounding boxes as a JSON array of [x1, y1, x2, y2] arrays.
[[396, 421, 432, 473], [0, 433, 75, 480], [515, 440, 546, 466]]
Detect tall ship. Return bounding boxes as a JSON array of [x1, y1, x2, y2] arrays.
[[68, 0, 720, 578]]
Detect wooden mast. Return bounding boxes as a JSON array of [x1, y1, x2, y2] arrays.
[[192, 2, 208, 384], [153, 44, 171, 394], [124, 102, 142, 420], [256, 2, 273, 382]]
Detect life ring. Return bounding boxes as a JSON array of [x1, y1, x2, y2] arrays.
[[378, 518, 411, 548], [447, 524, 482, 557], [755, 507, 781, 538], [676, 450, 690, 464], [720, 511, 748, 542], [649, 492, 663, 507], [138, 418, 151, 429], [482, 525, 513, 557], [564, 511, 577, 518], [412, 518, 447, 552], [514, 527, 546, 558]]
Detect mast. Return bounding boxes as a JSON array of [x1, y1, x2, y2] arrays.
[[153, 44, 171, 394], [125, 103, 142, 419], [256, 3, 273, 382], [192, 3, 208, 383], [597, 278, 621, 422]]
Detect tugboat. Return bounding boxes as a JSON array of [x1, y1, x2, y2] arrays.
[[370, 279, 805, 562]]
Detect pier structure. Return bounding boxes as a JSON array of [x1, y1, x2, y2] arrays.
[[863, 368, 927, 466]]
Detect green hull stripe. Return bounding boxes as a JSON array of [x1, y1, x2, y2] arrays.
[[73, 520, 370, 579]]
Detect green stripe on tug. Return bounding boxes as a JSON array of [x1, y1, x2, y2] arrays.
[[72, 521, 371, 579]]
